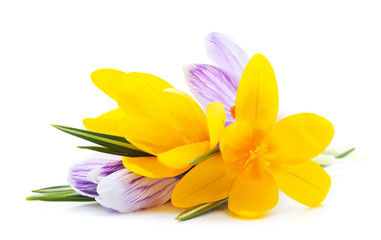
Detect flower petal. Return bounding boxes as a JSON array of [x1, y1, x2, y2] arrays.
[[220, 121, 253, 164], [83, 108, 126, 136], [68, 158, 121, 198], [96, 168, 180, 213], [183, 64, 237, 125], [124, 72, 174, 93], [262, 113, 334, 165], [161, 89, 209, 142], [91, 69, 126, 100], [171, 154, 238, 208], [122, 156, 187, 178], [206, 102, 226, 149], [205, 32, 249, 79], [235, 54, 279, 135], [117, 79, 177, 127], [158, 141, 210, 169], [270, 160, 331, 207], [87, 160, 125, 184], [228, 163, 279, 218], [119, 116, 187, 155]]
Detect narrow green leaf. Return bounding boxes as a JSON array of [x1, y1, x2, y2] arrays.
[[335, 148, 355, 158], [26, 191, 95, 202], [176, 198, 228, 221], [188, 148, 220, 165], [52, 124, 152, 157], [32, 185, 72, 193], [77, 146, 137, 157]]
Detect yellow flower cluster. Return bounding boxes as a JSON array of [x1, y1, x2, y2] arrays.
[[84, 54, 334, 218]]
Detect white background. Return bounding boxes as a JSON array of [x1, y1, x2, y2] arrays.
[[1, 0, 380, 239]]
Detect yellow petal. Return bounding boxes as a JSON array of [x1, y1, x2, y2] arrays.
[[235, 54, 278, 135], [206, 102, 226, 149], [119, 116, 187, 155], [161, 89, 209, 142], [270, 160, 331, 207], [262, 113, 334, 165], [91, 69, 126, 100], [220, 121, 253, 164], [228, 163, 279, 218], [117, 78, 177, 127], [124, 72, 174, 93], [83, 108, 126, 136], [158, 141, 210, 169], [122, 156, 187, 178], [171, 154, 238, 208]]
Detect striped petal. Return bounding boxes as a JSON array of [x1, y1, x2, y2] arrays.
[[205, 32, 249, 79], [96, 168, 180, 213], [184, 64, 237, 125], [87, 159, 125, 184], [68, 158, 121, 198]]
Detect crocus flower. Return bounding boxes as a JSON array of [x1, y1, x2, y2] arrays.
[[68, 157, 180, 213], [78, 70, 224, 212], [83, 69, 225, 179], [171, 54, 334, 218], [184, 32, 285, 126]]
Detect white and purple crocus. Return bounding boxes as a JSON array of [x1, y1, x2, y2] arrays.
[[184, 32, 250, 126], [69, 32, 273, 213], [68, 157, 181, 213], [184, 32, 284, 125]]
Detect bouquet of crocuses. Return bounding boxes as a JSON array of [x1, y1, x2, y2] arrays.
[[27, 33, 354, 220]]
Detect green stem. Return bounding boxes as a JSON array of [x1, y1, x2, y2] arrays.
[[188, 148, 220, 165], [335, 148, 355, 158], [176, 198, 228, 221]]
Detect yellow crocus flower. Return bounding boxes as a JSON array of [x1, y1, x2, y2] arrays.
[[83, 69, 225, 179], [171, 54, 334, 218]]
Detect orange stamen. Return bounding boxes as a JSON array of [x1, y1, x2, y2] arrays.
[[230, 105, 236, 119]]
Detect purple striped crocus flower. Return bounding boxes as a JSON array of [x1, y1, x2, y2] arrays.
[[184, 32, 284, 126], [68, 156, 180, 213]]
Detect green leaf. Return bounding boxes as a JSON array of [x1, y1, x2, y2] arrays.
[[26, 191, 95, 202], [176, 198, 228, 221], [52, 125, 152, 157], [335, 148, 355, 158], [32, 185, 72, 193], [188, 148, 220, 165], [77, 146, 138, 157]]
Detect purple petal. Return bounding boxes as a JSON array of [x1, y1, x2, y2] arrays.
[[87, 160, 125, 184], [68, 158, 120, 198], [184, 64, 237, 125], [205, 32, 250, 79], [95, 169, 180, 213]]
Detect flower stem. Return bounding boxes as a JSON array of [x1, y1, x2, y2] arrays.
[[335, 148, 355, 158], [188, 148, 220, 165], [176, 198, 228, 221]]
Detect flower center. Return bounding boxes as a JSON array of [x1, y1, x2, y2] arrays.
[[230, 105, 236, 119], [244, 144, 269, 169]]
